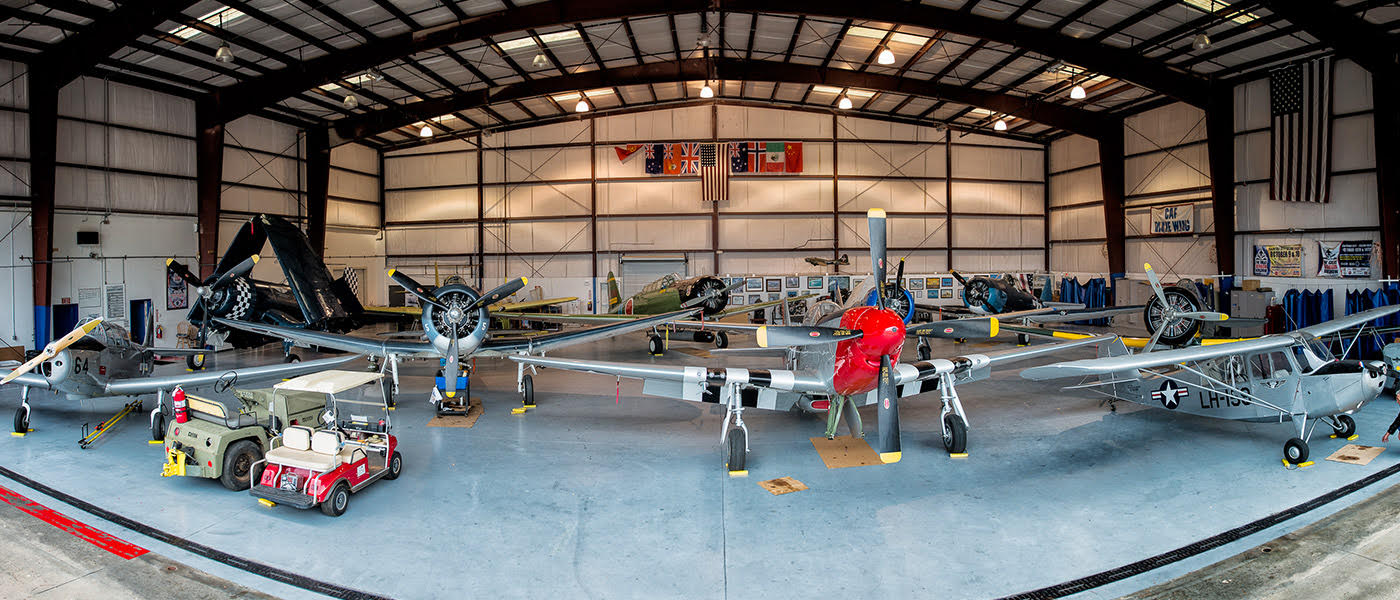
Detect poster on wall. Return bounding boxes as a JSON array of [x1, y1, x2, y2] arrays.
[[1149, 204, 1194, 234], [167, 271, 188, 310], [78, 287, 102, 321], [1253, 244, 1304, 277], [104, 284, 126, 320], [1317, 241, 1374, 278]]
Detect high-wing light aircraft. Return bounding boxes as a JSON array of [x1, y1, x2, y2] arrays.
[[216, 273, 700, 406], [1021, 263, 1397, 465], [495, 271, 816, 355], [0, 318, 358, 436], [511, 209, 1111, 472]]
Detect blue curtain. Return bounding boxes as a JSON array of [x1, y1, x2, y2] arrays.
[[1060, 277, 1109, 326]]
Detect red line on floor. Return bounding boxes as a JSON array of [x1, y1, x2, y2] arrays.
[[0, 484, 148, 559]]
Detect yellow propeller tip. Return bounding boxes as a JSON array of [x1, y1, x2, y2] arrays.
[[756, 326, 769, 348], [989, 317, 999, 338], [387, 269, 396, 276], [445, 391, 456, 398], [1144, 263, 1152, 270], [165, 258, 174, 266], [879, 451, 902, 464], [250, 254, 260, 263], [521, 277, 528, 285], [1220, 315, 1228, 321], [869, 208, 886, 218]]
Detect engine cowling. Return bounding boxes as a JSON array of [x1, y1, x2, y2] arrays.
[[682, 276, 730, 316], [419, 282, 491, 355]]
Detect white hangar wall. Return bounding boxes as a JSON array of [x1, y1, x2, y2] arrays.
[[0, 59, 31, 350], [1049, 58, 1382, 312], [384, 105, 1046, 312]]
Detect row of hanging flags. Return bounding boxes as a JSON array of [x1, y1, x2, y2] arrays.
[[614, 142, 804, 203]]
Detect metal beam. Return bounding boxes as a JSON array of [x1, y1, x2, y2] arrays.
[[38, 0, 199, 87], [306, 127, 330, 258], [1205, 88, 1235, 276], [1377, 78, 1400, 278], [28, 72, 57, 348], [211, 0, 1208, 124], [1097, 120, 1126, 277], [1262, 0, 1400, 79], [195, 99, 224, 279], [331, 58, 1111, 144]]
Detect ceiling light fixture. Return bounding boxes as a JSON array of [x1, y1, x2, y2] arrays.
[[1192, 32, 1212, 51], [994, 119, 1008, 131], [877, 48, 895, 65], [532, 53, 548, 68], [366, 67, 384, 82], [700, 82, 714, 98], [575, 98, 590, 112], [1070, 84, 1087, 100], [838, 95, 853, 110], [342, 94, 358, 109], [215, 41, 234, 63], [420, 124, 433, 138]]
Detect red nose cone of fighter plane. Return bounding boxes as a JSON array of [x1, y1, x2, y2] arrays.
[[831, 306, 906, 396]]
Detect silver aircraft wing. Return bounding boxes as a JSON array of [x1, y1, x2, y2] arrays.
[[102, 354, 361, 395], [1297, 305, 1400, 338], [1020, 335, 1296, 381], [214, 318, 439, 358], [509, 355, 830, 406], [478, 309, 701, 356], [1025, 305, 1143, 323]]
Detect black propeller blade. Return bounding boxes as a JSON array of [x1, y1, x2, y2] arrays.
[[869, 208, 888, 309], [907, 317, 999, 340], [465, 277, 527, 312], [876, 354, 901, 463], [388, 269, 446, 310], [950, 270, 969, 286], [165, 258, 202, 288], [210, 255, 258, 289], [755, 326, 862, 348]]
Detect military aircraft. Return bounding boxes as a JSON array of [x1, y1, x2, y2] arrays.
[[494, 270, 814, 356], [805, 253, 849, 268], [0, 317, 358, 437], [166, 213, 376, 360], [510, 209, 1111, 472], [1020, 263, 1398, 465], [215, 272, 700, 406]]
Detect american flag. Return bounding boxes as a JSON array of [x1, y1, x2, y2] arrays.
[[1270, 57, 1332, 203], [700, 143, 728, 203]]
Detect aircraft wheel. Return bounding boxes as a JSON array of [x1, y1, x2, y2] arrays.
[[648, 335, 664, 356], [726, 428, 747, 473], [1332, 415, 1357, 438], [320, 481, 350, 517], [220, 440, 262, 491], [13, 407, 28, 434], [285, 354, 301, 364], [521, 374, 534, 406], [384, 451, 403, 481], [714, 331, 729, 349], [943, 414, 967, 455], [150, 411, 165, 442], [1284, 438, 1310, 464], [918, 343, 932, 361], [186, 352, 206, 371]]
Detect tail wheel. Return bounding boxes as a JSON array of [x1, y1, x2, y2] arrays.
[[13, 407, 28, 434], [918, 343, 932, 361], [521, 374, 534, 406], [1284, 438, 1310, 464], [648, 335, 664, 356], [1332, 414, 1357, 438], [726, 428, 747, 472], [285, 354, 301, 364], [943, 414, 967, 455], [714, 331, 729, 349], [1143, 285, 1204, 347]]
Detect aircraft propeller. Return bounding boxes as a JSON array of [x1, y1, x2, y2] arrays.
[[167, 254, 260, 348], [755, 325, 863, 347], [875, 354, 900, 463], [1142, 262, 1228, 352], [2, 318, 104, 385], [387, 271, 528, 397]]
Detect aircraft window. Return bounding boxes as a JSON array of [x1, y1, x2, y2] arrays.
[[1249, 353, 1270, 379], [1250, 352, 1294, 379]]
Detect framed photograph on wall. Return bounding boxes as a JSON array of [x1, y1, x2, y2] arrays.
[[730, 294, 744, 306], [749, 294, 763, 305], [786, 290, 798, 298], [785, 276, 800, 289], [765, 278, 782, 292], [941, 277, 954, 288], [828, 276, 851, 292], [746, 277, 763, 291], [941, 289, 954, 299], [806, 276, 824, 289], [908, 278, 924, 291], [927, 290, 938, 299], [926, 277, 940, 289], [767, 293, 779, 302]]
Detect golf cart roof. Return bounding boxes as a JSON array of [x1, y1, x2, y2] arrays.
[[274, 370, 384, 394]]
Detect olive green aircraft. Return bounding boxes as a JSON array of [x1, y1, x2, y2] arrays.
[[495, 271, 815, 355]]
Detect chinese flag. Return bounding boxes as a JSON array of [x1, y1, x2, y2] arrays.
[[784, 142, 803, 173]]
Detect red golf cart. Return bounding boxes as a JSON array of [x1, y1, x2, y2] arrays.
[[249, 370, 402, 517]]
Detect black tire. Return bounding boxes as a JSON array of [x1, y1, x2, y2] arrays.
[[186, 352, 206, 371], [714, 331, 729, 349], [918, 343, 932, 361], [726, 428, 747, 472], [320, 481, 350, 517], [285, 354, 301, 364], [219, 440, 262, 491], [384, 451, 403, 480], [522, 374, 534, 406], [1142, 285, 1204, 347], [943, 414, 968, 454], [648, 335, 664, 356], [1333, 414, 1357, 438], [151, 411, 166, 442], [1284, 438, 1310, 464], [13, 407, 28, 434]]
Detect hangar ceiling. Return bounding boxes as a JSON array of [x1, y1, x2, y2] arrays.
[[1, 0, 1396, 148]]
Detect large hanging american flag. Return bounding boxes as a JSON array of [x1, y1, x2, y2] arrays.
[[700, 142, 728, 203], [1269, 56, 1332, 203]]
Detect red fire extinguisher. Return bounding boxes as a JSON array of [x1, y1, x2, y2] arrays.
[[173, 385, 189, 424]]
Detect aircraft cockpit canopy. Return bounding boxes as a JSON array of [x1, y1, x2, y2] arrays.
[[1291, 337, 1336, 374]]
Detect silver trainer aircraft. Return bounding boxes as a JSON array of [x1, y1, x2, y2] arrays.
[[1021, 263, 1396, 465]]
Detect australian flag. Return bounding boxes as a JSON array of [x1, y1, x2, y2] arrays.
[[644, 143, 664, 175], [729, 142, 747, 173]]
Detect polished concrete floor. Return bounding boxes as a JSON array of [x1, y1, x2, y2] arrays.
[[1, 329, 1399, 599]]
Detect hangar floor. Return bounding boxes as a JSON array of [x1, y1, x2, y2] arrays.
[[2, 330, 1399, 599]]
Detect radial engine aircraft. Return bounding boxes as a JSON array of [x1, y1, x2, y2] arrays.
[[216, 273, 700, 406], [495, 270, 816, 355], [510, 209, 1111, 472], [1021, 263, 1398, 465], [0, 318, 358, 436]]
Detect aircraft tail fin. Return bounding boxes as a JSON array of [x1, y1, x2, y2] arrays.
[[606, 271, 621, 310]]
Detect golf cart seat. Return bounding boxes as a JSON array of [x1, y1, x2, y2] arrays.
[[265, 427, 343, 472]]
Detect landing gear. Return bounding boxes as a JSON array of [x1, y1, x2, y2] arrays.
[[284, 354, 301, 364], [1284, 438, 1310, 464], [648, 335, 664, 356], [186, 351, 206, 370], [521, 374, 534, 406], [943, 414, 967, 454], [1331, 414, 1357, 438], [150, 410, 166, 442], [714, 331, 729, 349], [917, 342, 932, 361], [726, 428, 747, 472], [13, 388, 30, 434]]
